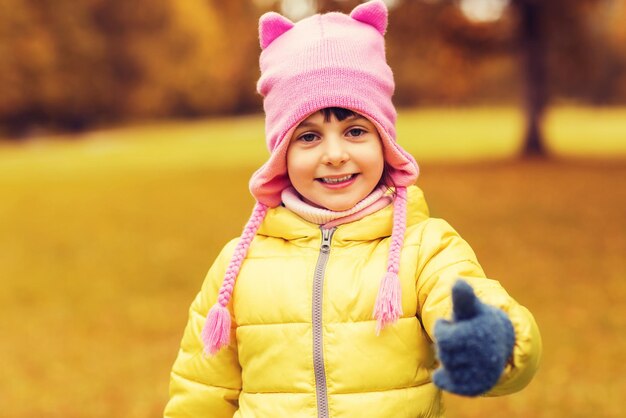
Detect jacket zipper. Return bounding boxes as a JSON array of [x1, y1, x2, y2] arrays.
[[313, 227, 336, 418]]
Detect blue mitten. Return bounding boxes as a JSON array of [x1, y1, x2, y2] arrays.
[[433, 280, 515, 396]]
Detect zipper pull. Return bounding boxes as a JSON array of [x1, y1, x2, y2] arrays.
[[320, 227, 335, 253]]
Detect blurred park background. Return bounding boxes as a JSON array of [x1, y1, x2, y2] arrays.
[[1, 0, 625, 417]]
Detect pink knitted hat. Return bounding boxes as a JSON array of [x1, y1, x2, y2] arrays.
[[202, 0, 420, 355]]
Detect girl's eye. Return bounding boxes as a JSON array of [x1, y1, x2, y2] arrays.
[[298, 133, 318, 143], [347, 128, 365, 137]]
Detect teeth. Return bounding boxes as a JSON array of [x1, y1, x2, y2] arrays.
[[320, 174, 353, 184]]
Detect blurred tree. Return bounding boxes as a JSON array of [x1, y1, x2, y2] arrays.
[[206, 0, 262, 113], [91, 0, 247, 119], [387, 1, 517, 106], [515, 0, 618, 154], [511, 0, 547, 156], [0, 0, 49, 135], [0, 0, 263, 137], [397, 0, 613, 157], [496, 0, 612, 155], [0, 0, 112, 135]]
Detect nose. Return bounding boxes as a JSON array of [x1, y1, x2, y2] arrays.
[[321, 135, 349, 166]]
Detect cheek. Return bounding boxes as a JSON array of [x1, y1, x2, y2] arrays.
[[365, 146, 385, 177], [286, 149, 310, 184]]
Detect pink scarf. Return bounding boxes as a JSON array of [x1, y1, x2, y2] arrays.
[[281, 185, 393, 228]]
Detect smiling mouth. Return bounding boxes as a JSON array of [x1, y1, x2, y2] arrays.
[[317, 174, 356, 184]]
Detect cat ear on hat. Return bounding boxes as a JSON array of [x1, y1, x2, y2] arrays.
[[259, 12, 294, 49], [350, 0, 388, 35]]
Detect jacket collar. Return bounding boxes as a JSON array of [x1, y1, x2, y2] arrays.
[[257, 185, 429, 247]]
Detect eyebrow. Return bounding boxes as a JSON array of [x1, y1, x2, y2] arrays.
[[296, 114, 367, 128]]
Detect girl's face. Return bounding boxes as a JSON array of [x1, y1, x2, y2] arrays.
[[286, 110, 385, 212]]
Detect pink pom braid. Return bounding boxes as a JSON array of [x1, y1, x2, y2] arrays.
[[201, 202, 269, 355], [373, 186, 407, 334]]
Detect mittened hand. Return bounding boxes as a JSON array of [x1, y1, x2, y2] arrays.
[[433, 280, 515, 396]]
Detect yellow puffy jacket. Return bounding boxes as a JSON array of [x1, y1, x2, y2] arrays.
[[164, 186, 541, 417]]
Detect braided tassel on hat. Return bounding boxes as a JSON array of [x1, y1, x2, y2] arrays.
[[373, 186, 408, 334], [201, 202, 268, 355]]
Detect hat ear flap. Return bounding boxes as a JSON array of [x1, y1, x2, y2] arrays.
[[350, 0, 388, 35], [259, 12, 295, 49]]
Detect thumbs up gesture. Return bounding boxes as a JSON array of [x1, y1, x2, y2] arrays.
[[433, 280, 515, 396]]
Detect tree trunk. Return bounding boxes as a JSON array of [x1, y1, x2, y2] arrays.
[[514, 0, 548, 157]]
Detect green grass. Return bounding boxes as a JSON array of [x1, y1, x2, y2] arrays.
[[1, 107, 625, 417]]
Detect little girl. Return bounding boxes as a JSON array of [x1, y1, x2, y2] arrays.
[[164, 1, 541, 417]]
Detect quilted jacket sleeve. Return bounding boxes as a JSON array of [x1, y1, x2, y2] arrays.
[[415, 218, 542, 396], [164, 240, 241, 417]]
